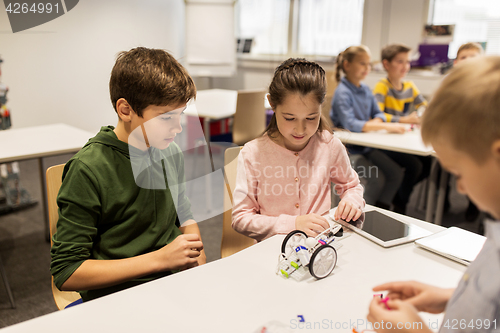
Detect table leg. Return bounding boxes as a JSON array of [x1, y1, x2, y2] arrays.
[[0, 255, 15, 308], [434, 168, 449, 226], [203, 118, 214, 213], [425, 157, 439, 222], [38, 157, 50, 242]]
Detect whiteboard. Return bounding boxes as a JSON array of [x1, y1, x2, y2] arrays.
[[185, 0, 236, 77]]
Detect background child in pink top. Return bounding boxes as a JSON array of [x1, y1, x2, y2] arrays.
[[232, 58, 365, 242]]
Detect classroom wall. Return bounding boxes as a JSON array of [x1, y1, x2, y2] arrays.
[[212, 0, 431, 92], [363, 0, 429, 62], [0, 0, 433, 132], [0, 0, 184, 133]]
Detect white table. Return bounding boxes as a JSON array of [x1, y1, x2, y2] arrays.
[[0, 123, 95, 238], [333, 129, 434, 156], [334, 129, 447, 225], [184, 89, 238, 212], [0, 206, 466, 333], [185, 89, 238, 149]]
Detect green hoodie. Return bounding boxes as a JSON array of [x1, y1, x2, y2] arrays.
[[50, 126, 193, 301]]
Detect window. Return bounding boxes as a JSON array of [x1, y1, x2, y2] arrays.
[[431, 0, 500, 57], [237, 0, 290, 55], [237, 0, 364, 56], [298, 0, 364, 56]]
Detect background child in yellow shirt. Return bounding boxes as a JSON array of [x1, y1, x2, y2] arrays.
[[372, 44, 430, 214]]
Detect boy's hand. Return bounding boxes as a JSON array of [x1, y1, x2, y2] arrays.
[[400, 112, 421, 125], [385, 123, 407, 134], [295, 214, 330, 237], [156, 234, 204, 271], [334, 199, 362, 222], [197, 250, 207, 266], [373, 281, 454, 314], [367, 297, 432, 333]]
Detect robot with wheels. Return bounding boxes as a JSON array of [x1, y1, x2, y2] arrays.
[[276, 222, 343, 281]]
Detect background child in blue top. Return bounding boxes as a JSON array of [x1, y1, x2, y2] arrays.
[[330, 45, 404, 210], [367, 56, 500, 333]]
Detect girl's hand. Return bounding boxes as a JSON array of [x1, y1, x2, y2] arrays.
[[334, 199, 362, 222], [373, 281, 454, 314], [385, 123, 407, 134], [295, 214, 330, 237], [367, 297, 432, 333]]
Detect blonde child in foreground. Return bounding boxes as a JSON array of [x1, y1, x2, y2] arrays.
[[454, 42, 484, 222], [367, 56, 500, 332], [232, 58, 364, 241]]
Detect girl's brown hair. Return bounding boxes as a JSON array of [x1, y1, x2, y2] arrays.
[[265, 58, 332, 138], [335, 45, 370, 82]]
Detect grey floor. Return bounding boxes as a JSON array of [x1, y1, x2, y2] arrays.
[[0, 151, 483, 329]]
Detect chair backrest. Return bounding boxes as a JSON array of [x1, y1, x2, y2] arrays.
[[232, 89, 267, 146], [221, 147, 255, 258], [321, 70, 337, 128], [46, 164, 82, 310]]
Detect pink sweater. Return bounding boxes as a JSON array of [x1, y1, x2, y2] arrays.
[[232, 131, 365, 241]]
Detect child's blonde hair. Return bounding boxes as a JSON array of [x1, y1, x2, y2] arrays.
[[456, 42, 484, 58], [335, 45, 370, 82], [421, 56, 500, 163]]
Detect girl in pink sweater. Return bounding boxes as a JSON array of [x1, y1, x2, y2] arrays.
[[232, 58, 365, 242]]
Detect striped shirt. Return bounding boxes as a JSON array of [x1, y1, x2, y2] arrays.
[[373, 78, 427, 122]]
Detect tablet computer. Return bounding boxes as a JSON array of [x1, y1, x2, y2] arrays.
[[415, 227, 486, 265], [332, 210, 432, 248]]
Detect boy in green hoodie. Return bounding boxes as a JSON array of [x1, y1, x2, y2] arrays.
[[50, 47, 205, 302]]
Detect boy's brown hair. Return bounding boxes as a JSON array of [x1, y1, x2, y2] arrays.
[[381, 44, 411, 63], [456, 42, 484, 58], [266, 58, 332, 138], [109, 47, 196, 117], [421, 56, 500, 163]]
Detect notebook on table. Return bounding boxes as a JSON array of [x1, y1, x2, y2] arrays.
[[415, 227, 486, 265]]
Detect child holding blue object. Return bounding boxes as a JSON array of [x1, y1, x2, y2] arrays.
[[330, 45, 404, 210], [367, 56, 500, 333], [232, 58, 365, 242]]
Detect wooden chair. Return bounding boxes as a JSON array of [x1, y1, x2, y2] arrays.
[[46, 164, 82, 310], [321, 70, 338, 129], [220, 147, 255, 258], [232, 89, 267, 146]]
